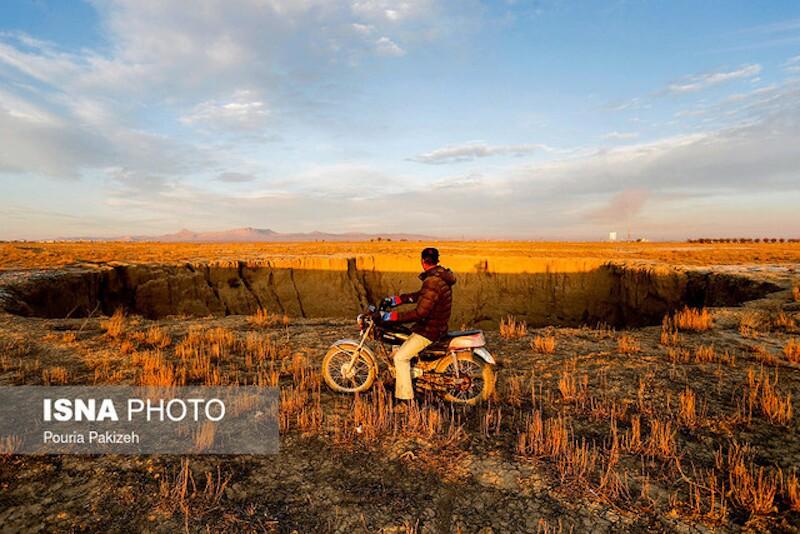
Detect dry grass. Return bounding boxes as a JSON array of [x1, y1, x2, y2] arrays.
[[773, 311, 796, 331], [727, 449, 779, 516], [499, 315, 528, 339], [679, 386, 698, 428], [740, 368, 793, 426], [4, 241, 800, 271], [694, 344, 716, 363], [61, 331, 77, 344], [784, 338, 800, 363], [739, 311, 765, 338], [100, 308, 126, 338], [129, 325, 172, 349], [157, 459, 231, 522], [667, 347, 691, 364], [751, 344, 778, 366], [42, 366, 69, 385], [0, 435, 23, 455], [531, 335, 556, 354], [617, 334, 640, 354], [645, 418, 676, 458], [672, 306, 713, 332], [660, 316, 680, 346], [786, 470, 800, 512], [332, 385, 464, 448], [247, 308, 290, 328]]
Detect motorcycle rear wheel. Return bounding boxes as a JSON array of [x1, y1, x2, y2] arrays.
[[322, 342, 377, 393], [435, 351, 495, 405]]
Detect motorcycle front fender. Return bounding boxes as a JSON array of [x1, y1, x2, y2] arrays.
[[330, 339, 377, 362]]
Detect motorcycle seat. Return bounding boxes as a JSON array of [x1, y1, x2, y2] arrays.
[[442, 329, 482, 339], [427, 329, 485, 351]]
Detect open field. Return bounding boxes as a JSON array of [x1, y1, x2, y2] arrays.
[[1, 242, 799, 532], [3, 241, 800, 270]]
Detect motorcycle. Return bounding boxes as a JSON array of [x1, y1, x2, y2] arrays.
[[322, 303, 497, 405]]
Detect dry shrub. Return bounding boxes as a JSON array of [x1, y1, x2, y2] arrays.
[[42, 366, 69, 385], [331, 384, 463, 448], [175, 326, 240, 384], [741, 367, 793, 425], [61, 332, 77, 344], [0, 435, 23, 455], [679, 386, 697, 428], [773, 311, 796, 331], [247, 308, 289, 328], [556, 437, 598, 483], [786, 470, 800, 511], [586, 322, 615, 340], [193, 422, 217, 453], [558, 371, 576, 402], [686, 468, 728, 521], [660, 316, 680, 346], [119, 340, 136, 354], [505, 374, 525, 407], [645, 418, 676, 458], [158, 459, 231, 521], [668, 347, 691, 364], [793, 285, 800, 303], [101, 308, 126, 338], [726, 447, 779, 516], [751, 344, 778, 366], [719, 350, 736, 367], [617, 334, 640, 354], [784, 338, 800, 363], [133, 350, 184, 387], [621, 415, 642, 453], [694, 344, 716, 363], [672, 306, 713, 332], [516, 411, 570, 457], [144, 325, 171, 348], [739, 311, 765, 338], [499, 315, 527, 339], [531, 335, 556, 354]]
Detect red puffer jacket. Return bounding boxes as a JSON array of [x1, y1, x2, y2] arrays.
[[395, 265, 456, 342]]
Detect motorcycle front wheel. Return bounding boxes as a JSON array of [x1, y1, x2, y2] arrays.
[[435, 351, 496, 405], [322, 342, 377, 393]]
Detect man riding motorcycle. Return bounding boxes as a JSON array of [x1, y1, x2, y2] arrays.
[[377, 247, 456, 410]]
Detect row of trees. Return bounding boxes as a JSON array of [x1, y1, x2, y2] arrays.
[[687, 238, 800, 243]]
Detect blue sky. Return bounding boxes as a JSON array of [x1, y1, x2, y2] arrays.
[[1, 1, 799, 240]]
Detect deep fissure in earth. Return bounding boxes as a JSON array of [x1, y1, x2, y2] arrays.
[[0, 260, 778, 328]]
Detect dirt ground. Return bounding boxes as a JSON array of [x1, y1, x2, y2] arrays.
[[1, 274, 799, 532], [3, 241, 800, 270]]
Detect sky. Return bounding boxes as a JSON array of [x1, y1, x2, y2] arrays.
[[1, 0, 799, 241]]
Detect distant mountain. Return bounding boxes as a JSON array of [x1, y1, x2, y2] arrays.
[[58, 227, 438, 243]]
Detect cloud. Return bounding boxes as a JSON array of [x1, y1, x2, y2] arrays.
[[605, 97, 649, 112], [181, 90, 269, 131], [374, 36, 406, 56], [0, 1, 470, 196], [666, 64, 762, 94], [351, 1, 436, 22], [411, 142, 549, 164], [602, 131, 639, 141], [217, 172, 257, 183]]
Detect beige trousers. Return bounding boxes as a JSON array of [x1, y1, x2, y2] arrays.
[[392, 333, 432, 400]]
